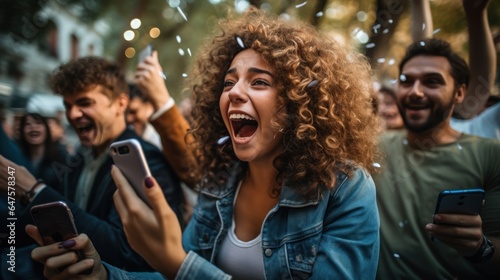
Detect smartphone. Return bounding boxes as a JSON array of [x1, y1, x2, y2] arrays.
[[31, 201, 91, 274], [138, 44, 153, 64], [433, 188, 485, 222], [110, 138, 152, 207], [31, 201, 79, 245]]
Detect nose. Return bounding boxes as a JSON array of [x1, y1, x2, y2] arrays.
[[227, 82, 248, 104], [408, 80, 424, 99]]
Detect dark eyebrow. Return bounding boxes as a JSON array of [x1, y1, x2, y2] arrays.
[[225, 67, 274, 78]]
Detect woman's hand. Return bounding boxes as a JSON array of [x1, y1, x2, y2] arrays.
[[26, 224, 107, 280], [111, 166, 186, 279]]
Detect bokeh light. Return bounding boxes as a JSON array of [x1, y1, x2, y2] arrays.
[[130, 18, 141, 29], [123, 30, 135, 41], [125, 47, 136, 58], [150, 27, 161, 38]]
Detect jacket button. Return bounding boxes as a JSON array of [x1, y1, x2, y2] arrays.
[[264, 248, 272, 257]]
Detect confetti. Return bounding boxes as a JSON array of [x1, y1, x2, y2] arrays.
[[307, 80, 319, 88], [177, 6, 187, 21], [217, 135, 230, 145], [295, 1, 307, 8], [236, 36, 245, 48], [365, 43, 376, 49]]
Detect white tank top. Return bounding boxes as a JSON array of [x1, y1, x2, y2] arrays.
[[215, 182, 265, 279]]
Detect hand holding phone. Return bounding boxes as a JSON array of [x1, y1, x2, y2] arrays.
[[30, 201, 92, 274], [31, 201, 79, 245], [433, 188, 485, 223], [110, 139, 152, 207]]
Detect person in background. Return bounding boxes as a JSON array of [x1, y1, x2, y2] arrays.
[[126, 84, 163, 149], [411, 0, 498, 139], [27, 7, 381, 279], [376, 85, 405, 130], [134, 50, 198, 189], [0, 56, 185, 278], [375, 38, 500, 279], [18, 112, 67, 190]]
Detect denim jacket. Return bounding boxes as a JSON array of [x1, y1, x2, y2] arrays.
[[106, 164, 379, 280]]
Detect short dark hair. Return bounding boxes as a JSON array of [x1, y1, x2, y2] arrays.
[[128, 84, 148, 102], [50, 56, 129, 100], [399, 38, 470, 89]]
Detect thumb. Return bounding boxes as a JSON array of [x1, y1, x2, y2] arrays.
[[25, 224, 44, 246]]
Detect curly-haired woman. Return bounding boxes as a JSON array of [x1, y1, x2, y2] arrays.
[[27, 7, 381, 280]]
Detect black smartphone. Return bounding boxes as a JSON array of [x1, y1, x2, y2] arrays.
[[31, 201, 92, 274], [31, 201, 79, 245], [138, 44, 153, 64], [110, 139, 152, 207], [433, 188, 485, 223]]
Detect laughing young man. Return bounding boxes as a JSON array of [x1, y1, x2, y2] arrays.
[[374, 38, 500, 279], [0, 57, 185, 276]]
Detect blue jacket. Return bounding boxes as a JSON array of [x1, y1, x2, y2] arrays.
[[106, 163, 380, 279]]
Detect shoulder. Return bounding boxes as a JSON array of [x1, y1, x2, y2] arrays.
[[330, 167, 376, 206]]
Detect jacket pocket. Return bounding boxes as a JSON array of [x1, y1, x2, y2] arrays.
[[285, 226, 322, 278]]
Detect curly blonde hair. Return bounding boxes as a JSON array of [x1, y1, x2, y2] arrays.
[[188, 7, 380, 196]]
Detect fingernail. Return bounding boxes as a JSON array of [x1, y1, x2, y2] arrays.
[[145, 177, 154, 188], [61, 239, 76, 249]]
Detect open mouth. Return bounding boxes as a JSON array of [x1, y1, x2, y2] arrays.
[[229, 113, 258, 139], [74, 121, 95, 139], [28, 131, 41, 137]]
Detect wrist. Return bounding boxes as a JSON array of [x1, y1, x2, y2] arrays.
[[20, 180, 46, 205], [465, 235, 495, 263], [150, 97, 175, 121]]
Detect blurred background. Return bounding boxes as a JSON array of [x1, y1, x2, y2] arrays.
[[1, 0, 499, 146]]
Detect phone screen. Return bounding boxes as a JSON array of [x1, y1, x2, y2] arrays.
[[31, 201, 78, 245]]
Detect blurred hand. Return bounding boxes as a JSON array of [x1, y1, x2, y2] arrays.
[[134, 50, 172, 111], [0, 155, 37, 195], [26, 225, 107, 280], [111, 165, 186, 279], [425, 213, 483, 257]]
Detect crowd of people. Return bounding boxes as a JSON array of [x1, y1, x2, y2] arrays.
[[0, 1, 499, 279]]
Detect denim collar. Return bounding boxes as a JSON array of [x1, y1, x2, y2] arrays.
[[201, 162, 348, 207]]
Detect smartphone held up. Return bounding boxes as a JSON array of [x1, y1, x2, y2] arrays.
[[138, 44, 153, 65], [110, 139, 152, 207]]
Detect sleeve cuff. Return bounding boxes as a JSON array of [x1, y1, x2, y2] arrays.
[[150, 97, 175, 121]]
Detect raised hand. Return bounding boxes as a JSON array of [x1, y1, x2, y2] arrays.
[[134, 50, 172, 111]]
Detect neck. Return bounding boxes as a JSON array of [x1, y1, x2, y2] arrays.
[[246, 160, 280, 196], [93, 123, 126, 157], [406, 121, 461, 148], [30, 144, 45, 161]]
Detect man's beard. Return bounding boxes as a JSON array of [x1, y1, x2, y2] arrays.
[[400, 97, 455, 133]]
